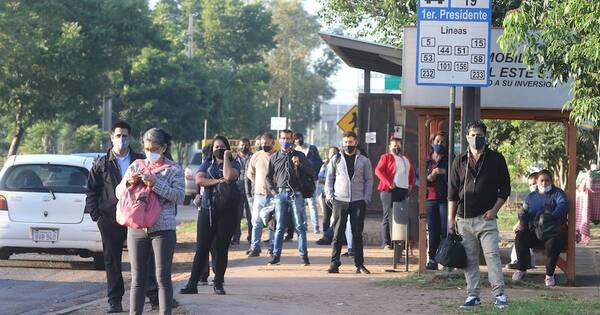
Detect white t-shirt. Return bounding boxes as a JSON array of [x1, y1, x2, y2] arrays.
[[115, 152, 131, 179], [393, 154, 410, 189]]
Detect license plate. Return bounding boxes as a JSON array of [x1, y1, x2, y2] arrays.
[[32, 229, 58, 242]]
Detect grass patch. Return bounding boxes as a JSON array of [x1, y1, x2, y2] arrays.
[[496, 210, 518, 233], [452, 293, 600, 315], [377, 272, 546, 290], [176, 218, 248, 235]]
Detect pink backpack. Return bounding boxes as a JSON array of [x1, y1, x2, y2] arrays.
[[116, 159, 174, 228]]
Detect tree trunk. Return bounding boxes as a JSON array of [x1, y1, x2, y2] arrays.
[[7, 124, 26, 157]]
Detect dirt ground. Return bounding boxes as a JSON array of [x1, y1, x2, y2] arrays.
[[71, 227, 600, 315]]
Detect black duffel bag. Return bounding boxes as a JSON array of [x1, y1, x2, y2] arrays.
[[435, 231, 468, 268]]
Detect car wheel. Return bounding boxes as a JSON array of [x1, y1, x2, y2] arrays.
[[0, 249, 11, 260], [93, 253, 105, 270], [183, 195, 192, 206]]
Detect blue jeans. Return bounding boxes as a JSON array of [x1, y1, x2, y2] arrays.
[[306, 182, 320, 232], [426, 200, 448, 261], [250, 194, 274, 251], [273, 191, 308, 257]]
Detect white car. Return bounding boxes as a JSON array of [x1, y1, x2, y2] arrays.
[[0, 154, 104, 269]]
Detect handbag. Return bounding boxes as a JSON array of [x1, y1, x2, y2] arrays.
[[435, 231, 468, 268]]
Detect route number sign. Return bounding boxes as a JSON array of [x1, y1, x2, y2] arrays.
[[416, 0, 492, 86]]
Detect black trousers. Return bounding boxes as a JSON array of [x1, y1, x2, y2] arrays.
[[515, 228, 567, 276], [188, 208, 235, 286], [233, 194, 252, 242], [97, 217, 158, 304], [331, 200, 366, 267]]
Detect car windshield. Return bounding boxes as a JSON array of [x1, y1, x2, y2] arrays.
[[190, 152, 203, 165], [0, 164, 89, 193]]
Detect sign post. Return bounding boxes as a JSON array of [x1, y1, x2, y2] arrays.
[[416, 0, 492, 273], [337, 105, 359, 134]]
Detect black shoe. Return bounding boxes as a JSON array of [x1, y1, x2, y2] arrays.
[[266, 249, 273, 256], [284, 235, 293, 242], [426, 261, 438, 271], [327, 263, 340, 273], [199, 278, 209, 286], [172, 299, 179, 309], [356, 265, 371, 274], [316, 238, 332, 245], [262, 239, 269, 243], [247, 249, 260, 257], [341, 251, 354, 257], [302, 256, 310, 266], [107, 302, 123, 313], [179, 281, 198, 294], [213, 284, 226, 295], [268, 255, 280, 265], [231, 239, 240, 246]]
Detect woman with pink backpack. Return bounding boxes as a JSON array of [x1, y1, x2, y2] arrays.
[[115, 128, 184, 315]]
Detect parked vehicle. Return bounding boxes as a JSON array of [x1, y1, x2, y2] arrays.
[[0, 154, 104, 269], [184, 152, 203, 205]]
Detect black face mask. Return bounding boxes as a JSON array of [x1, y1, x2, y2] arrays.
[[343, 145, 356, 154], [392, 148, 402, 155], [213, 148, 225, 160], [261, 145, 272, 152], [241, 147, 251, 154]]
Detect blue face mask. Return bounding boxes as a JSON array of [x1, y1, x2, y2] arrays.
[[279, 140, 293, 150], [112, 137, 129, 151], [432, 144, 446, 154]]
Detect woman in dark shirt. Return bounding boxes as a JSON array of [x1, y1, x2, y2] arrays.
[[425, 131, 449, 270], [180, 135, 241, 295]]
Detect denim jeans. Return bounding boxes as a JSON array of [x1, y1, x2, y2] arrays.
[[426, 200, 448, 261], [127, 228, 176, 315], [250, 194, 274, 251], [457, 215, 505, 298], [233, 193, 251, 242], [273, 191, 308, 257], [305, 181, 321, 232]]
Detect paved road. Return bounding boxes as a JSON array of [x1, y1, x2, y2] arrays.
[[0, 205, 197, 315]]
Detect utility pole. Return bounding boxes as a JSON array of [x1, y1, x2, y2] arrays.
[[187, 13, 194, 58], [102, 93, 112, 150]]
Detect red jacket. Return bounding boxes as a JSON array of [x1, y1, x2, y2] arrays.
[[375, 152, 415, 192]]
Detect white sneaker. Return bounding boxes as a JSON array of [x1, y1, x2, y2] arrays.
[[459, 296, 481, 309], [545, 275, 556, 287], [494, 294, 509, 309]]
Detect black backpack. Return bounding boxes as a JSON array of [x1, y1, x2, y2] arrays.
[[532, 208, 561, 241], [435, 232, 468, 268], [298, 167, 316, 198]]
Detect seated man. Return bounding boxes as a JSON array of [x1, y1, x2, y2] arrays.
[[512, 170, 568, 287], [506, 172, 538, 270]]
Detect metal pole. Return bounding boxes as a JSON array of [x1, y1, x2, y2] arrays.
[[203, 119, 208, 141], [405, 218, 410, 272], [448, 86, 456, 176], [187, 14, 194, 58], [366, 106, 372, 156]]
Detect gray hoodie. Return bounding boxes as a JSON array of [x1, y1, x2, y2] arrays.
[[325, 152, 373, 203]]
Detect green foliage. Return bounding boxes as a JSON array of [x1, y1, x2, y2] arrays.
[[500, 1, 600, 125], [0, 0, 159, 156], [319, 0, 522, 46], [266, 0, 339, 133]]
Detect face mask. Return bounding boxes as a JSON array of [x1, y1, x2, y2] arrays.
[[529, 185, 537, 192], [392, 148, 401, 155], [261, 145, 272, 152], [432, 144, 446, 154], [213, 148, 226, 160], [241, 147, 251, 154], [146, 151, 161, 162], [467, 135, 486, 150], [343, 145, 356, 154], [112, 137, 129, 151], [538, 185, 552, 194], [280, 140, 293, 150]]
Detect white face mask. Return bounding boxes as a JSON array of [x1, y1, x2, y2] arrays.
[[146, 151, 161, 162], [538, 185, 551, 194], [529, 185, 537, 192], [112, 137, 129, 151]]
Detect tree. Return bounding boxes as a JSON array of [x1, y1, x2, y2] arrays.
[[499, 1, 600, 125], [266, 0, 339, 133], [0, 0, 159, 156], [319, 0, 522, 46]]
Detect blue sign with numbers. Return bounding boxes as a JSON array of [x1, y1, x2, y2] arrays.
[[416, 0, 492, 86]]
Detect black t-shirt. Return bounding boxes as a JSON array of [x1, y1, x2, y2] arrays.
[[343, 153, 356, 179]]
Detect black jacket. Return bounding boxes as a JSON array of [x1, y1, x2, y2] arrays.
[[266, 149, 314, 195], [448, 148, 511, 218], [85, 149, 145, 222]]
